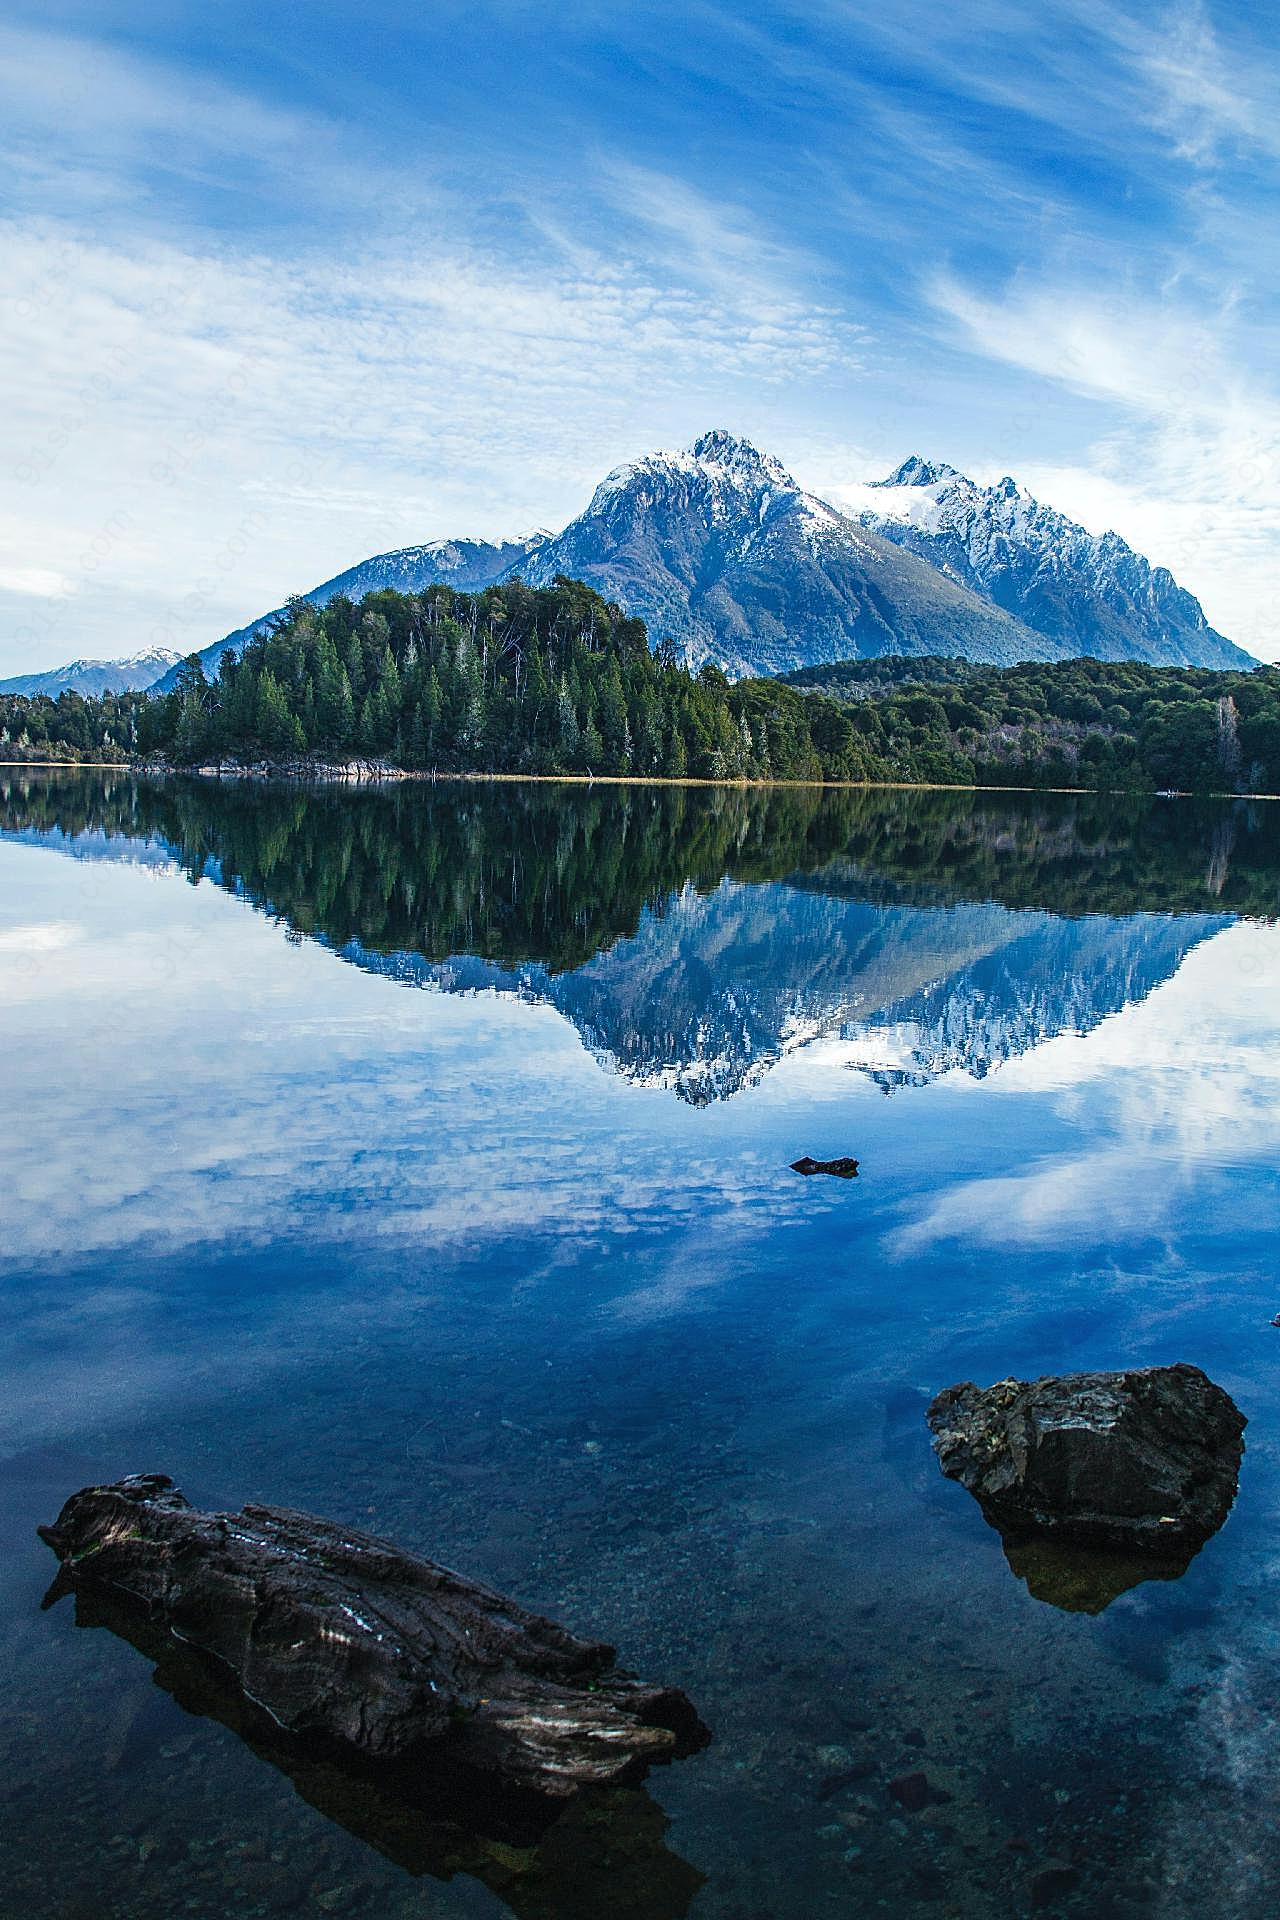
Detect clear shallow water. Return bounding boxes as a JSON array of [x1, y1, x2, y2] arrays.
[[2, 771, 1279, 1919]]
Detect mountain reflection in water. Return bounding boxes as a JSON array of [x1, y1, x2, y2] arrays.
[[3, 773, 1274, 1102], [4, 768, 1280, 1920]]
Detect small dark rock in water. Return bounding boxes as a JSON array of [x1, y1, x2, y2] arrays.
[[888, 1771, 932, 1812], [1030, 1864, 1082, 1908], [1271, 1314, 1280, 1328], [927, 1364, 1244, 1556], [790, 1156, 859, 1179], [815, 1759, 877, 1800], [39, 1475, 707, 1798]]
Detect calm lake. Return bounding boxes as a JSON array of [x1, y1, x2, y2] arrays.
[[2, 770, 1279, 1920]]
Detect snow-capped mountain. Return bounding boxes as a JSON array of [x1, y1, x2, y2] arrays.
[[0, 648, 182, 698], [850, 458, 1253, 669], [513, 429, 1052, 676], [156, 432, 1054, 688], [150, 428, 1254, 692], [152, 534, 550, 692]]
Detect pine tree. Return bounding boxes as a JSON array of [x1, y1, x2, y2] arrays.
[[256, 671, 296, 755]]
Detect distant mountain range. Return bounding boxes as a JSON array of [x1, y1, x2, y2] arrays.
[[156, 430, 1249, 688], [0, 647, 182, 698], [157, 430, 1055, 690], [12, 431, 1253, 697]]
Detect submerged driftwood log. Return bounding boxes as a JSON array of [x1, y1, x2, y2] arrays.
[[790, 1156, 859, 1179], [39, 1475, 706, 1797], [927, 1363, 1245, 1555], [48, 1579, 706, 1919]]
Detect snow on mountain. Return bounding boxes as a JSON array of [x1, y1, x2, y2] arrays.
[[516, 428, 1054, 676], [847, 458, 1254, 669], [149, 428, 1254, 694], [0, 648, 183, 698], [318, 532, 555, 601]]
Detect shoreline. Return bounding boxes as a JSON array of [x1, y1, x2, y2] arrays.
[[3, 759, 1279, 801]]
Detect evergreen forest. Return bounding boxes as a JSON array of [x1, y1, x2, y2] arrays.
[[3, 578, 1279, 795]]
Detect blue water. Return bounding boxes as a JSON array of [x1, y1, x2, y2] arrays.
[[2, 773, 1279, 1918]]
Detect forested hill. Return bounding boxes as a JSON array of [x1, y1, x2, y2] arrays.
[[784, 653, 1280, 794], [1, 580, 889, 783], [2, 579, 1279, 793]]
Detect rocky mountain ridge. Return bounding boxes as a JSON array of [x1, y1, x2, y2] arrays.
[[851, 458, 1249, 668], [511, 430, 1052, 677]]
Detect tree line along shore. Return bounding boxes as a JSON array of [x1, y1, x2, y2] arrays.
[[4, 578, 1279, 794]]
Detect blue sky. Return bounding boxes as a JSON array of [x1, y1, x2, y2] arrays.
[[1, 0, 1277, 671]]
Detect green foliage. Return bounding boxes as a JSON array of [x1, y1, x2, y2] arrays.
[[2, 588, 1276, 796], [0, 684, 147, 763], [785, 654, 1280, 794], [58, 578, 905, 783]]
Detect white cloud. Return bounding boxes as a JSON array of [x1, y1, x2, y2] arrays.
[[927, 272, 1280, 657], [595, 157, 840, 315], [1133, 0, 1280, 166], [0, 213, 855, 673], [0, 20, 394, 225], [0, 565, 72, 597]]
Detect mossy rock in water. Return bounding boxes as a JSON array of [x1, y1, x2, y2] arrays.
[[927, 1363, 1245, 1564]]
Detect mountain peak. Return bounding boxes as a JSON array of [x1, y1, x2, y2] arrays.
[[588, 428, 799, 516], [686, 428, 798, 490], [164, 431, 1253, 693], [874, 455, 967, 489], [0, 645, 185, 699], [857, 464, 1253, 668]]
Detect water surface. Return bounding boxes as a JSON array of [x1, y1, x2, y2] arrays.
[[2, 772, 1279, 1919]]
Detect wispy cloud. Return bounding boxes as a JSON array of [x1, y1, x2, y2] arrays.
[[1, 3, 1277, 667], [0, 17, 863, 673], [595, 157, 838, 312], [0, 207, 854, 668], [1131, 1, 1280, 166], [0, 19, 408, 229], [927, 270, 1280, 653]]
